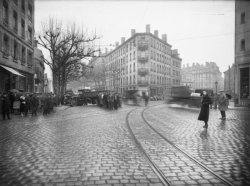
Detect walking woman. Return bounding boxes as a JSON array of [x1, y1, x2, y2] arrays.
[[198, 90, 212, 129], [218, 91, 229, 120]]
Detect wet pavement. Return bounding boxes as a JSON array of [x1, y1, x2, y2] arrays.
[[0, 102, 249, 186]]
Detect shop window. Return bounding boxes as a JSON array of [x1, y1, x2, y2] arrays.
[[240, 67, 249, 98]]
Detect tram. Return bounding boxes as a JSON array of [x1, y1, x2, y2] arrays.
[[167, 86, 214, 107]]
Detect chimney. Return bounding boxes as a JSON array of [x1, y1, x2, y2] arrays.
[[131, 29, 136, 36], [121, 37, 125, 44], [161, 34, 167, 42], [146, 24, 150, 33], [115, 42, 119, 48], [154, 30, 158, 37]]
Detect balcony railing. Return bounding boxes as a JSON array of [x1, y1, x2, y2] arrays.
[[138, 68, 149, 76], [138, 80, 149, 86], [138, 55, 149, 63], [138, 41, 148, 51]]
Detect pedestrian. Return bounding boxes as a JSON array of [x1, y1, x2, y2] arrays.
[[218, 91, 229, 120], [198, 90, 212, 129], [1, 92, 11, 120], [144, 92, 149, 107], [9, 92, 15, 113], [20, 94, 27, 117], [30, 94, 39, 116]]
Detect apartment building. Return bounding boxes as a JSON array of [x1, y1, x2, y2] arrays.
[[235, 1, 250, 106], [181, 62, 224, 93], [104, 25, 182, 97], [0, 0, 35, 93]]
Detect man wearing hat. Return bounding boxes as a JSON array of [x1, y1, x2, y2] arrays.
[[218, 90, 229, 120]]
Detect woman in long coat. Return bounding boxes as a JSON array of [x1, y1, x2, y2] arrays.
[[198, 91, 212, 129]]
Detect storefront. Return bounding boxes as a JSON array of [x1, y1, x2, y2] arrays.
[[237, 66, 250, 106], [0, 64, 33, 93]]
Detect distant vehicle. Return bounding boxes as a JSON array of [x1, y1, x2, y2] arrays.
[[123, 90, 142, 105], [167, 86, 207, 107], [77, 89, 100, 105]]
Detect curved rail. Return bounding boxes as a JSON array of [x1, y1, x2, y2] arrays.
[[125, 108, 173, 186], [141, 105, 234, 186]]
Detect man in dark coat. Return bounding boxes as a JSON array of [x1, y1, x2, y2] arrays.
[[30, 94, 39, 116], [198, 91, 212, 129], [1, 93, 11, 120]]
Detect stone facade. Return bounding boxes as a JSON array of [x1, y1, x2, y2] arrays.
[[0, 0, 35, 93], [34, 41, 45, 93], [235, 1, 250, 106], [224, 64, 235, 97], [181, 62, 224, 93], [103, 25, 182, 97]]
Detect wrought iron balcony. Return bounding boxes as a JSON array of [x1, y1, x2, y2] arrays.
[[138, 41, 148, 51], [138, 80, 149, 86], [138, 68, 149, 76], [138, 55, 149, 63]]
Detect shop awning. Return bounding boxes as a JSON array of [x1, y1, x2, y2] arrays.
[[0, 65, 25, 77]]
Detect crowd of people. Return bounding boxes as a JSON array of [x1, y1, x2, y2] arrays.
[[96, 92, 122, 110], [1, 92, 58, 120]]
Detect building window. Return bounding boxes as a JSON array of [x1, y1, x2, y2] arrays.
[[21, 0, 25, 13], [3, 0, 9, 26], [14, 41, 18, 60], [13, 11, 18, 33], [241, 39, 245, 51], [3, 34, 9, 57], [21, 19, 25, 39], [28, 4, 32, 21], [28, 27, 32, 44], [21, 46, 26, 64], [241, 12, 245, 24]]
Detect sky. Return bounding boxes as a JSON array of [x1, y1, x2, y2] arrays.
[[35, 0, 235, 77]]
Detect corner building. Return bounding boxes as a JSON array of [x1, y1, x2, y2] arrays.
[[105, 25, 182, 97], [0, 0, 35, 92], [235, 1, 250, 106]]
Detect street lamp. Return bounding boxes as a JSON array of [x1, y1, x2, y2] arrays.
[[215, 81, 218, 94]]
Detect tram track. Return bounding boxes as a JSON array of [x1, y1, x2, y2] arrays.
[[126, 104, 234, 186]]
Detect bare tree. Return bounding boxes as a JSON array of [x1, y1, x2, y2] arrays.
[[86, 57, 106, 90], [38, 18, 99, 102]]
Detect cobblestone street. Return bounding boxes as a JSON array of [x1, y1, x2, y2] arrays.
[[0, 102, 250, 186]]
